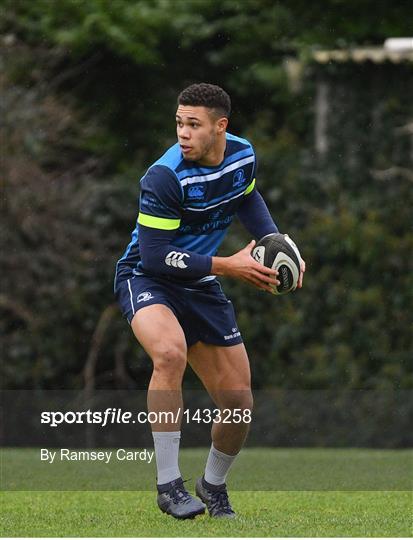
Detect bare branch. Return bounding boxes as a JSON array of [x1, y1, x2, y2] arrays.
[[394, 122, 413, 136], [115, 337, 135, 388], [47, 52, 103, 92], [0, 294, 38, 327], [370, 167, 413, 183], [83, 304, 118, 393]]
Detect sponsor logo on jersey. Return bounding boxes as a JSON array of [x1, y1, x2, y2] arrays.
[[165, 251, 190, 268], [137, 291, 154, 303], [187, 185, 206, 199], [178, 214, 233, 235], [141, 194, 168, 211], [233, 168, 246, 187], [179, 224, 192, 233], [209, 208, 224, 220]]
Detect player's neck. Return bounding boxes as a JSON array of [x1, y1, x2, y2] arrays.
[[197, 135, 226, 167]]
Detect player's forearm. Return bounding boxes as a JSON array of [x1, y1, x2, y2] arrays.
[[139, 225, 212, 278], [142, 244, 212, 278], [237, 189, 278, 239]]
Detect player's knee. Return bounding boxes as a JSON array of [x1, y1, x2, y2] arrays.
[[219, 388, 253, 412], [152, 342, 187, 376], [237, 389, 253, 412]]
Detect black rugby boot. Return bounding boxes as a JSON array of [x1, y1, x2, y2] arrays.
[[195, 476, 236, 518], [157, 477, 205, 519]]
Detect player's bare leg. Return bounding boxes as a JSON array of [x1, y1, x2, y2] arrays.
[[188, 341, 253, 453], [131, 305, 205, 519], [131, 304, 186, 431], [188, 342, 253, 517]]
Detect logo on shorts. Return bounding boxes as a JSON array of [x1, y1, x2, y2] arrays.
[[224, 328, 241, 340], [165, 251, 190, 269], [137, 291, 153, 303]]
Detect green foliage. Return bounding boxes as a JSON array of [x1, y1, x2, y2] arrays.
[[3, 0, 173, 62], [1, 1, 412, 397]]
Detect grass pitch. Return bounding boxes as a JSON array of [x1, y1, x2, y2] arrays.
[[1, 490, 411, 537], [1, 448, 412, 537]]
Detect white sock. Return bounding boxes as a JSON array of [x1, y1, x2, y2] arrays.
[[152, 431, 181, 485], [204, 443, 237, 485]]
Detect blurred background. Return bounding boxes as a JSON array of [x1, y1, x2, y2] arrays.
[[1, 1, 412, 446]]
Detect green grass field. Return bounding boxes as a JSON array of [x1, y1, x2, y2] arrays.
[[1, 490, 411, 537], [1, 448, 412, 537]]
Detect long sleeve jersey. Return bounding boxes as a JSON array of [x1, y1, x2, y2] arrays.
[[114, 132, 278, 289]]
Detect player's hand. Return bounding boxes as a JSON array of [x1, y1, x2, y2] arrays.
[[212, 240, 280, 293], [297, 258, 306, 289]]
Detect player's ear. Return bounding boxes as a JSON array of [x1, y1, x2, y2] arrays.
[[216, 117, 228, 134]]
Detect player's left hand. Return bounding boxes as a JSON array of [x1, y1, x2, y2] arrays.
[[297, 259, 306, 289]]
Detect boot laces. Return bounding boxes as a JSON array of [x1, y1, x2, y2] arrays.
[[169, 479, 191, 504], [211, 489, 232, 512]]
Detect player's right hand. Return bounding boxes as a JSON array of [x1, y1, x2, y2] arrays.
[[212, 240, 280, 293]]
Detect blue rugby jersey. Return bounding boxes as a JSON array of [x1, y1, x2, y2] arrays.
[[115, 132, 275, 287]]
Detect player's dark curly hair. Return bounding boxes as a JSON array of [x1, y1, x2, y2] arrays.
[[178, 83, 231, 118]]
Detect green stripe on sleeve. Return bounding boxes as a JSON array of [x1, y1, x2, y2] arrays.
[[244, 178, 256, 195], [138, 213, 181, 230]]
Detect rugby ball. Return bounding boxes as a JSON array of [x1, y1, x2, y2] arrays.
[[252, 233, 302, 295]]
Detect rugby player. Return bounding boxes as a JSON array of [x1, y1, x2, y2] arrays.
[[114, 83, 305, 519]]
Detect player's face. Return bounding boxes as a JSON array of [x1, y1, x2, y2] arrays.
[[176, 105, 226, 164]]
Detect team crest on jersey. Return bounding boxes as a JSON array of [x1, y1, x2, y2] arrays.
[[187, 185, 206, 199], [233, 168, 246, 187]]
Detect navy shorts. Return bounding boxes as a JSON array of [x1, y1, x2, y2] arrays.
[[115, 276, 243, 348]]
